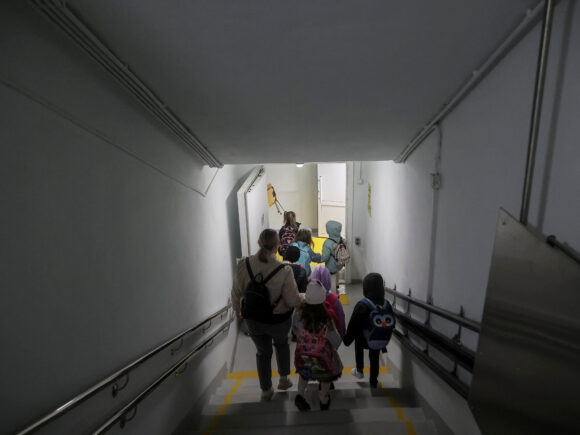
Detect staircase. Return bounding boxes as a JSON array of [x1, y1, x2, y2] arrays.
[[179, 368, 438, 435]]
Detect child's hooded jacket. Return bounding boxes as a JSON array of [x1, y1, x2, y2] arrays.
[[343, 273, 386, 347]]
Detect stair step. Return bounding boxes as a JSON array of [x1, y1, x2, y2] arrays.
[[181, 419, 437, 435], [208, 387, 409, 406], [197, 406, 426, 429], [214, 379, 399, 395], [219, 373, 395, 390], [202, 394, 416, 416]]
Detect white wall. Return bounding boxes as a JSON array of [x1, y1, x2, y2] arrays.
[[0, 2, 251, 433], [264, 163, 318, 231], [351, 1, 580, 433], [318, 163, 347, 238]]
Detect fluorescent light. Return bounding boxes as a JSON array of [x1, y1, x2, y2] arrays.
[[296, 163, 304, 168]]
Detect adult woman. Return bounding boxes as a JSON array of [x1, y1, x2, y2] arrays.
[[231, 229, 304, 401]]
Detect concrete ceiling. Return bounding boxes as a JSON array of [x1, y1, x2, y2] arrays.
[[69, 0, 539, 164]]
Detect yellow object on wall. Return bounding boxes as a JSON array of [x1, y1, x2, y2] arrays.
[[267, 183, 276, 206]]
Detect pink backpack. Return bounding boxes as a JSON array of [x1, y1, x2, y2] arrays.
[[294, 326, 334, 379]]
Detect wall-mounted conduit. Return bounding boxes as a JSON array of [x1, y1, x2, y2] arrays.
[[520, 0, 555, 226], [395, 1, 546, 163], [29, 0, 223, 168]]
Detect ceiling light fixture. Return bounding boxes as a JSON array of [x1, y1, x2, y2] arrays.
[[296, 163, 304, 168]]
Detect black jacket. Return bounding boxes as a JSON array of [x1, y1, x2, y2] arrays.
[[288, 263, 308, 293], [343, 300, 372, 347]]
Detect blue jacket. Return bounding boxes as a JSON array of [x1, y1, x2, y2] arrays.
[[320, 221, 344, 274], [291, 241, 321, 277]]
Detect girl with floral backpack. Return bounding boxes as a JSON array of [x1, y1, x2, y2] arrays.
[[293, 280, 343, 412], [278, 211, 300, 258]]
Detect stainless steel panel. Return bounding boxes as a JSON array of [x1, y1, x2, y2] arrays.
[[469, 209, 580, 434]]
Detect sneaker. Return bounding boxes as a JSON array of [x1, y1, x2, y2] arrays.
[[351, 368, 364, 379], [260, 387, 274, 402], [277, 377, 293, 390], [294, 394, 311, 412]]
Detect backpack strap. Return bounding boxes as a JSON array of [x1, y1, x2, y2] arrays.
[[264, 264, 286, 283], [245, 258, 285, 283], [266, 264, 287, 306], [361, 297, 376, 309], [245, 257, 256, 282]]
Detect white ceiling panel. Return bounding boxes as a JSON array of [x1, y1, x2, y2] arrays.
[[68, 0, 539, 164]]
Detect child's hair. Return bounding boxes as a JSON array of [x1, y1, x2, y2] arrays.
[[257, 229, 279, 263], [283, 211, 297, 227], [311, 266, 331, 292], [300, 303, 332, 333], [294, 228, 314, 248], [362, 272, 385, 304]]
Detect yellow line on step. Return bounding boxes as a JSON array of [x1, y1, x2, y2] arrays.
[[205, 367, 392, 435], [202, 378, 242, 435], [228, 367, 387, 378], [380, 381, 416, 435], [227, 370, 300, 379]]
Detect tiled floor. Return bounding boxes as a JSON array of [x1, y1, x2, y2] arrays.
[[231, 281, 389, 374]]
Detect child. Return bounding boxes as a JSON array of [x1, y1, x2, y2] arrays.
[[283, 245, 308, 293], [291, 228, 321, 278], [311, 265, 346, 337], [293, 280, 343, 411], [278, 211, 300, 258], [320, 220, 344, 293], [343, 273, 393, 388]]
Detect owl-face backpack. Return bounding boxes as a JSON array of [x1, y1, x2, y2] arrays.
[[361, 297, 395, 350]]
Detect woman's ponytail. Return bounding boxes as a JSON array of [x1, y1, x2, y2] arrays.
[[257, 229, 279, 262]]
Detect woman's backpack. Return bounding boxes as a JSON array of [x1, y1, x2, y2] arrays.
[[241, 259, 285, 323], [294, 326, 334, 379], [361, 297, 395, 350]]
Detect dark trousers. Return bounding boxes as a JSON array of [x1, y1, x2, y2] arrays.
[[245, 318, 292, 391], [355, 337, 380, 385]]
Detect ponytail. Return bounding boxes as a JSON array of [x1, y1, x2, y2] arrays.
[[284, 211, 296, 227], [257, 229, 279, 262]]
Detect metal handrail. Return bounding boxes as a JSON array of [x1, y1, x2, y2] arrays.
[[385, 287, 481, 398], [393, 330, 469, 398], [547, 235, 580, 265], [385, 287, 481, 332], [394, 309, 476, 371], [16, 303, 232, 435], [94, 320, 233, 434]]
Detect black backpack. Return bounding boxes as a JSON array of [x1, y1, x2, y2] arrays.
[[241, 258, 285, 323]]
